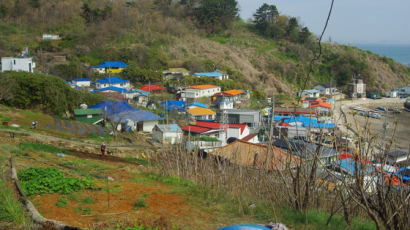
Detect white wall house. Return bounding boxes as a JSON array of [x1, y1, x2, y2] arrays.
[[181, 85, 221, 99], [219, 101, 234, 110], [1, 57, 36, 73], [386, 90, 398, 98], [152, 124, 183, 144], [193, 72, 229, 80], [72, 78, 91, 87], [397, 86, 410, 97], [95, 76, 130, 90], [314, 84, 338, 96], [298, 89, 320, 98]]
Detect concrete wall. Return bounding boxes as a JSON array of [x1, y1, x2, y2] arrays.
[[143, 120, 158, 132], [1, 57, 35, 72]]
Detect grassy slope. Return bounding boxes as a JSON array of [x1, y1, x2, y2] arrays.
[[0, 0, 409, 93]]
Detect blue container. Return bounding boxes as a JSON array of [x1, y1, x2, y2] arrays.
[[218, 225, 271, 230]]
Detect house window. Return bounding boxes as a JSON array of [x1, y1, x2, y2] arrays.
[[13, 60, 16, 65], [87, 114, 93, 118]]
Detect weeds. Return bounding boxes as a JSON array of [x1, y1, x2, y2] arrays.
[[55, 196, 69, 208], [18, 142, 72, 155], [80, 197, 95, 204]]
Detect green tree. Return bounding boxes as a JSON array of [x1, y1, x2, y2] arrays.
[[286, 17, 299, 40], [253, 3, 278, 33], [194, 0, 239, 33], [298, 27, 311, 44]]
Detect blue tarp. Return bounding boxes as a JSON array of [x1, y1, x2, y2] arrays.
[[263, 115, 335, 129], [218, 225, 271, 230], [89, 100, 138, 117], [161, 100, 186, 111], [113, 110, 162, 122], [90, 61, 128, 69], [189, 102, 208, 108], [332, 158, 375, 176]]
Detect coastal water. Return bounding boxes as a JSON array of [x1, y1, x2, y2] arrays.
[[352, 43, 410, 66]]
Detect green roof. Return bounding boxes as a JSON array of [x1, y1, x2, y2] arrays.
[[74, 108, 102, 115]]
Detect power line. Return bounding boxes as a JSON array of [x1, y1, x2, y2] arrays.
[[299, 0, 335, 99]]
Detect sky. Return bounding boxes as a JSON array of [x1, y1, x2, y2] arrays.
[[237, 0, 410, 45]]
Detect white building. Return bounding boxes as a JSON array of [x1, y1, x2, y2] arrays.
[[152, 124, 183, 144], [72, 78, 91, 87], [95, 76, 130, 90], [386, 90, 398, 98], [42, 34, 60, 40], [298, 89, 320, 98], [1, 57, 36, 73], [181, 85, 221, 99], [314, 83, 338, 96], [397, 86, 410, 97], [193, 72, 229, 80]]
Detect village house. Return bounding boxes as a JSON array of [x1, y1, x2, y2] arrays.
[[240, 133, 259, 144], [192, 121, 250, 140], [397, 85, 410, 97], [113, 110, 162, 133], [386, 90, 398, 98], [186, 107, 216, 121], [217, 109, 261, 129], [298, 89, 320, 98], [74, 108, 103, 124], [187, 102, 208, 110], [1, 56, 35, 73], [212, 90, 249, 108], [163, 68, 190, 81], [133, 90, 149, 107], [89, 61, 128, 74], [42, 34, 60, 40], [301, 97, 332, 113], [348, 78, 366, 98], [152, 124, 183, 144], [180, 85, 221, 100], [193, 72, 229, 80], [72, 78, 91, 87], [211, 140, 300, 171], [93, 86, 128, 94], [314, 83, 338, 96], [95, 76, 130, 90]]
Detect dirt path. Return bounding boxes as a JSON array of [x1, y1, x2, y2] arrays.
[[0, 128, 157, 158]]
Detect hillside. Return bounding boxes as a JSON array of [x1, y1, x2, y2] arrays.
[[0, 0, 409, 94]]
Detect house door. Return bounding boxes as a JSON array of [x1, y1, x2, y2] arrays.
[[137, 121, 143, 131]]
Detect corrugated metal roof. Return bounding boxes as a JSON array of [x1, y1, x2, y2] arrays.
[[181, 125, 210, 133], [95, 76, 129, 84], [187, 85, 218, 90], [186, 107, 216, 115], [155, 124, 182, 132], [93, 86, 128, 93], [113, 110, 162, 122], [215, 90, 244, 96], [74, 108, 102, 115], [73, 78, 91, 82], [189, 102, 208, 108], [195, 121, 247, 134], [140, 84, 163, 91], [194, 72, 223, 77]]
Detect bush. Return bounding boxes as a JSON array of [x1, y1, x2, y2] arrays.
[[18, 167, 94, 196]]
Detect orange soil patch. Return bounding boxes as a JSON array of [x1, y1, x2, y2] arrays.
[[32, 181, 199, 229]]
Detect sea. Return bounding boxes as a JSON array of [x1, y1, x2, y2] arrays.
[[351, 43, 410, 66]]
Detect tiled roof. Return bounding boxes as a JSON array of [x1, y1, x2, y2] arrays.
[[187, 85, 218, 90], [215, 90, 244, 96], [181, 125, 210, 133], [140, 84, 163, 91], [195, 121, 247, 134], [186, 107, 216, 115]]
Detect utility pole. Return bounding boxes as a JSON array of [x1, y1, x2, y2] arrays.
[[266, 94, 275, 170]]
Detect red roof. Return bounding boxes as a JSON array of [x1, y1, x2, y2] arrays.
[[241, 133, 258, 142], [277, 122, 291, 127], [181, 125, 210, 134], [195, 121, 247, 134], [140, 84, 163, 91]]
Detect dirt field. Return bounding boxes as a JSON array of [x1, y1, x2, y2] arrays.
[[334, 98, 409, 151]]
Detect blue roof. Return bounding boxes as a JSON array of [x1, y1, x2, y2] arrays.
[[93, 86, 128, 93], [113, 110, 162, 122], [155, 124, 182, 132], [128, 89, 149, 96], [218, 225, 271, 230], [95, 76, 129, 85], [189, 102, 208, 108], [264, 115, 335, 129], [90, 61, 128, 69], [194, 72, 223, 77], [332, 159, 375, 176], [89, 100, 138, 117], [161, 100, 186, 111], [73, 78, 90, 82]]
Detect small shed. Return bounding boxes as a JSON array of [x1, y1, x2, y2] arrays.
[[152, 124, 183, 144], [74, 108, 103, 124]]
